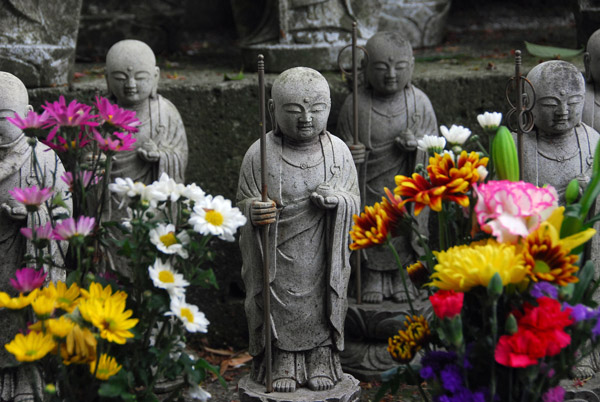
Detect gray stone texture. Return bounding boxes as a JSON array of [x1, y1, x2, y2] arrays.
[[0, 0, 83, 87]]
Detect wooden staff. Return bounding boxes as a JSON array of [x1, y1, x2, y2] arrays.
[[257, 54, 273, 393]]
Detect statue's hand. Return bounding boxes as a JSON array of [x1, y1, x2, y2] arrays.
[[251, 200, 277, 226], [348, 142, 366, 165], [576, 174, 591, 194], [311, 183, 338, 209], [82, 151, 107, 172], [138, 140, 160, 162], [395, 130, 418, 152], [1, 202, 27, 221]]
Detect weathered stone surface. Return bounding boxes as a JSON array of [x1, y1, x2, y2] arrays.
[[238, 374, 360, 402], [0, 0, 82, 87]]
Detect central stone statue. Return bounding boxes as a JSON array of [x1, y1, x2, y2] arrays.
[[237, 67, 360, 395]]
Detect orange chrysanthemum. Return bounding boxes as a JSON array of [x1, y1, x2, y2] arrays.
[[394, 173, 444, 215]]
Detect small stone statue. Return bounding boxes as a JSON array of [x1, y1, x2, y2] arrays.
[[0, 71, 70, 401], [583, 28, 600, 132], [237, 67, 360, 397], [336, 31, 437, 304]]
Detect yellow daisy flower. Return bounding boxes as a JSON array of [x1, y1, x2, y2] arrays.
[[61, 324, 97, 365], [44, 281, 81, 313], [5, 331, 56, 362], [523, 207, 596, 286], [80, 282, 127, 304], [0, 289, 39, 309], [90, 353, 122, 380], [45, 316, 76, 338], [79, 297, 138, 344], [429, 239, 527, 292], [31, 294, 56, 318]]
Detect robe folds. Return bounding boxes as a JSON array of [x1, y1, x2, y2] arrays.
[[237, 131, 360, 358]]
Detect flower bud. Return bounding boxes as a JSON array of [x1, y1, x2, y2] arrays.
[[487, 272, 503, 298], [505, 313, 518, 335], [565, 179, 580, 205], [45, 384, 57, 395], [492, 126, 519, 181]]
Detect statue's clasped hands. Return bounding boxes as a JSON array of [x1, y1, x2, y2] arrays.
[[138, 139, 160, 162], [311, 183, 338, 209], [395, 129, 418, 151], [1, 199, 26, 221]]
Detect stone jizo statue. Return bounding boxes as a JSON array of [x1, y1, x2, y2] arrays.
[[336, 31, 437, 304], [0, 71, 70, 402], [583, 28, 600, 132], [237, 67, 360, 394]]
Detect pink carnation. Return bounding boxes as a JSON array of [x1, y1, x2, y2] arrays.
[[473, 180, 558, 243]]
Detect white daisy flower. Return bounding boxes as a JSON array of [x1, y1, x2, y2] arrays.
[[477, 111, 502, 131], [181, 183, 206, 205], [189, 195, 247, 241], [166, 297, 209, 333], [148, 259, 189, 298], [151, 172, 186, 202], [440, 124, 471, 145], [109, 178, 146, 208], [149, 223, 190, 258], [417, 135, 446, 154], [186, 383, 211, 401]]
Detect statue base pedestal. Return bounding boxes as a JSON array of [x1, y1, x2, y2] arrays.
[[241, 41, 365, 73], [341, 298, 428, 381], [238, 373, 361, 402]]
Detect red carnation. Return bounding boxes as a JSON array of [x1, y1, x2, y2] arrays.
[[429, 290, 464, 319], [495, 329, 546, 367]]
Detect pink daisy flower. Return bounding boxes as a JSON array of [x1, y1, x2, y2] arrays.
[[20, 222, 54, 242], [42, 96, 99, 131], [94, 131, 137, 152], [10, 267, 47, 293], [53, 216, 96, 240], [42, 130, 91, 153], [9, 186, 53, 212], [6, 110, 50, 138], [94, 96, 140, 133], [61, 171, 100, 192]]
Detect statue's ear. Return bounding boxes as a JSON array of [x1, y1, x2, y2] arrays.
[[151, 66, 160, 98], [361, 57, 369, 89], [26, 105, 33, 114], [584, 52, 592, 82], [268, 99, 278, 134]]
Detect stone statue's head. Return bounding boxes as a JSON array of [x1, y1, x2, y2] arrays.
[[585, 28, 600, 83], [105, 39, 159, 107], [269, 67, 331, 142], [0, 71, 32, 145], [364, 32, 414, 97], [527, 61, 585, 136]]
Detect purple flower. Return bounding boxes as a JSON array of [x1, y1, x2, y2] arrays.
[[421, 350, 458, 373], [440, 365, 463, 393], [420, 365, 435, 380], [564, 303, 594, 323], [530, 282, 558, 299], [592, 319, 600, 339], [542, 385, 565, 402], [10, 267, 47, 293]]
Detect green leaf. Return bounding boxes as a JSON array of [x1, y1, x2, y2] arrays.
[[525, 41, 584, 59], [224, 70, 245, 81], [572, 260, 595, 304], [191, 269, 218, 289]]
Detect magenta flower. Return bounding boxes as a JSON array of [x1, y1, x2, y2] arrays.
[[94, 131, 137, 152], [6, 110, 50, 138], [10, 267, 47, 293], [42, 130, 91, 153], [42, 96, 99, 131], [473, 180, 558, 243], [20, 221, 54, 242], [542, 385, 565, 402], [53, 216, 96, 240], [61, 171, 100, 192], [9, 186, 53, 211], [94, 96, 140, 133]]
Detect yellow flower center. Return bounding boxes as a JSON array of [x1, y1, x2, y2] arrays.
[[181, 307, 194, 323], [26, 349, 38, 356], [107, 114, 113, 121], [159, 232, 178, 247], [103, 318, 117, 330], [158, 270, 175, 284], [204, 209, 224, 226]]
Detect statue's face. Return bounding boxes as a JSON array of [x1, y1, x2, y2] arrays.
[[0, 95, 28, 145], [366, 45, 413, 97], [589, 50, 600, 84], [274, 89, 331, 142], [106, 58, 157, 107], [533, 84, 584, 135]]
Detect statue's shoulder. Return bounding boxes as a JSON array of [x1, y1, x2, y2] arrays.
[[410, 84, 434, 106], [155, 94, 181, 117], [582, 122, 600, 137]]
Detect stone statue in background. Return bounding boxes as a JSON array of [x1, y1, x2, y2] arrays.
[[237, 67, 360, 398], [0, 71, 70, 401], [336, 31, 437, 304], [583, 28, 600, 132]]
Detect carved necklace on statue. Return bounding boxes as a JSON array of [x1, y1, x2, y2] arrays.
[[370, 85, 420, 132], [281, 136, 325, 171]]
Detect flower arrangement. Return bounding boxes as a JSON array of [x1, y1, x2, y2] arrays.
[[351, 113, 600, 401], [3, 96, 246, 401]]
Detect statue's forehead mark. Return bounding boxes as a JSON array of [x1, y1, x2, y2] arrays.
[[127, 66, 133, 72], [303, 98, 310, 104], [559, 89, 566, 96]]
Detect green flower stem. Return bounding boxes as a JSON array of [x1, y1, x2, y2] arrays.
[[387, 241, 416, 317], [490, 298, 498, 401], [405, 364, 430, 402], [438, 204, 448, 251]]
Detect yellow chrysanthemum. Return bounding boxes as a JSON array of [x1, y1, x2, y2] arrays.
[[61, 324, 97, 365], [31, 294, 56, 318], [523, 207, 596, 286], [387, 334, 416, 364], [398, 315, 431, 350], [80, 282, 127, 304], [429, 239, 527, 292], [45, 316, 76, 338], [0, 289, 39, 309], [79, 297, 138, 344], [5, 331, 56, 362], [44, 281, 81, 313], [90, 353, 122, 380]]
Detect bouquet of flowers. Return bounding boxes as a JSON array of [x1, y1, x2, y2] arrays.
[[350, 112, 600, 402], [2, 96, 246, 401]]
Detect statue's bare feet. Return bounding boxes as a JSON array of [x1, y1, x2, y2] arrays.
[[273, 378, 296, 393], [363, 291, 383, 304], [392, 291, 407, 303], [307, 376, 334, 391]]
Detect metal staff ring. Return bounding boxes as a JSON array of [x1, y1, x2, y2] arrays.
[[505, 77, 517, 109], [337, 45, 369, 76], [522, 77, 536, 112], [517, 109, 535, 132]]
